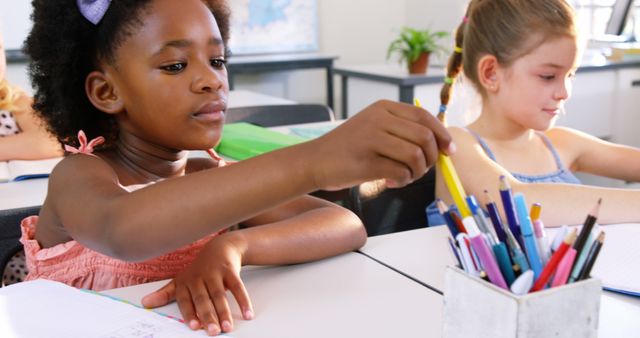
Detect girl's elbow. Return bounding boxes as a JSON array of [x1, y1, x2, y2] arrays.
[[344, 210, 367, 249]]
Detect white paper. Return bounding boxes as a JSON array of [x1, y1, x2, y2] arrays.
[[0, 279, 214, 338], [0, 157, 62, 183], [547, 223, 640, 296]]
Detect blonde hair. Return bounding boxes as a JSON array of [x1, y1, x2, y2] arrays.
[[0, 79, 20, 111], [440, 0, 578, 109]]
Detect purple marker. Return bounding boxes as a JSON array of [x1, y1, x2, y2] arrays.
[[463, 216, 508, 289]]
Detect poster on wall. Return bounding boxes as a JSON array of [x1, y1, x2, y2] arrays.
[[228, 0, 318, 55]]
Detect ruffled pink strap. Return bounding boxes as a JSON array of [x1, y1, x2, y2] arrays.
[[207, 148, 227, 166], [64, 130, 105, 155]]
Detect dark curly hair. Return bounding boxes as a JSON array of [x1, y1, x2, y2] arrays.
[[25, 0, 231, 149]]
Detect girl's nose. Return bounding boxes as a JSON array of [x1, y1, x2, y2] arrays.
[[192, 64, 226, 93], [555, 79, 571, 101]]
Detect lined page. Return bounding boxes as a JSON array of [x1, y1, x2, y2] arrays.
[[547, 223, 639, 296], [0, 279, 216, 338], [591, 223, 640, 295]]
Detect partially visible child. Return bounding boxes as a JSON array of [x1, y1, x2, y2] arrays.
[[0, 30, 62, 161], [22, 0, 452, 336], [431, 0, 640, 227]]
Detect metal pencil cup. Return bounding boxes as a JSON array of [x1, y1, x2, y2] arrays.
[[442, 266, 601, 338]]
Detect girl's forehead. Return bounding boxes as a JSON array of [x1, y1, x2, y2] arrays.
[[121, 0, 221, 52], [143, 0, 215, 23], [516, 36, 579, 69]]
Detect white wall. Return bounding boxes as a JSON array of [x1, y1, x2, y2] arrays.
[[233, 0, 467, 116], [4, 1, 468, 114]]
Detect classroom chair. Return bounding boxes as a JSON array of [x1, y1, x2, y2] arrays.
[[348, 169, 435, 236], [225, 104, 335, 127], [0, 205, 40, 287]]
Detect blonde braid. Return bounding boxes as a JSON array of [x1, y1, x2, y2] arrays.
[[0, 79, 19, 111], [439, 13, 468, 117]]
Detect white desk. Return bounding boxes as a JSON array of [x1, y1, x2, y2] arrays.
[[360, 225, 454, 292], [0, 178, 48, 210], [359, 226, 640, 337], [228, 90, 295, 107], [104, 252, 443, 338]]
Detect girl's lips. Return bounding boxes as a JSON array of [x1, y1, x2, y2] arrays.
[[193, 110, 224, 122], [193, 102, 226, 122]]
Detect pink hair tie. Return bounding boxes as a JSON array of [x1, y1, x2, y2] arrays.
[[64, 130, 105, 154], [462, 16, 469, 24]]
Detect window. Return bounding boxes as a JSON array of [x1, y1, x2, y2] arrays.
[[573, 0, 640, 38]]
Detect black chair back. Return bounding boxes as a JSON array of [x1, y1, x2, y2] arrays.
[[348, 169, 436, 237], [225, 104, 334, 127], [0, 205, 40, 287]]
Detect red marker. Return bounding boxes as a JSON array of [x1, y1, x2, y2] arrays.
[[531, 229, 577, 292]]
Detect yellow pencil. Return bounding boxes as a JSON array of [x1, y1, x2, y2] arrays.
[[414, 98, 471, 218]]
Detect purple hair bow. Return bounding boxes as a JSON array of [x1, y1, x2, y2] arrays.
[[77, 0, 112, 25]]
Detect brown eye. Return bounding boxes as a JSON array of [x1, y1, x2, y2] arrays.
[[210, 58, 227, 69], [161, 63, 186, 73]]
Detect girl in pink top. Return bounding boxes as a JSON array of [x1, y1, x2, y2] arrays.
[[23, 0, 453, 335]]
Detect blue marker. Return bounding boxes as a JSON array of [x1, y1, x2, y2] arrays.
[[499, 176, 523, 249], [502, 223, 530, 274], [514, 193, 543, 278], [493, 242, 516, 286], [466, 195, 497, 242]]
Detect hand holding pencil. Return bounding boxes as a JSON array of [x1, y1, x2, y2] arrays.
[[414, 98, 471, 217], [306, 99, 453, 191]]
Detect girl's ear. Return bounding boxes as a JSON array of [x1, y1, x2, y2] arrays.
[[477, 54, 499, 93], [85, 70, 124, 115]]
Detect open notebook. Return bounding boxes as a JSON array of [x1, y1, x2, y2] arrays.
[[548, 223, 640, 297], [0, 279, 220, 337], [0, 157, 62, 183]]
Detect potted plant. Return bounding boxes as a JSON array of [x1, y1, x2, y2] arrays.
[[387, 27, 449, 74]]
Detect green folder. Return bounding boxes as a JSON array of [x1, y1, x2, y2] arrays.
[[215, 122, 307, 160]]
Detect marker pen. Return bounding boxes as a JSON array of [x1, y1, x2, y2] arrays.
[[463, 216, 508, 289], [531, 229, 577, 292], [514, 193, 543, 278], [510, 270, 534, 296], [456, 233, 479, 277], [530, 203, 550, 265]]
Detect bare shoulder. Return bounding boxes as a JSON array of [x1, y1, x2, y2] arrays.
[[546, 126, 600, 151], [10, 90, 33, 115], [448, 126, 475, 143], [48, 154, 120, 196], [448, 126, 482, 155], [16, 90, 33, 105], [546, 126, 600, 140]]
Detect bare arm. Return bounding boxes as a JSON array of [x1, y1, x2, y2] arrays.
[[0, 93, 62, 161], [48, 100, 450, 261], [230, 195, 366, 265], [548, 127, 640, 182], [438, 127, 640, 227]]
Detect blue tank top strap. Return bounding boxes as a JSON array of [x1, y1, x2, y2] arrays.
[[537, 133, 565, 170], [464, 128, 498, 161]]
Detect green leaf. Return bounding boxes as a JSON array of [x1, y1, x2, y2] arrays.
[[386, 27, 450, 66]]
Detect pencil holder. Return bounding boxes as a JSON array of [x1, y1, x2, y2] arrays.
[[442, 266, 601, 338]]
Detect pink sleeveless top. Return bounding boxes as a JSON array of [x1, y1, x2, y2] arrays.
[[21, 131, 229, 291]]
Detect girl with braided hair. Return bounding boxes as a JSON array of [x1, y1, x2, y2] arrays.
[[428, 0, 640, 227]]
